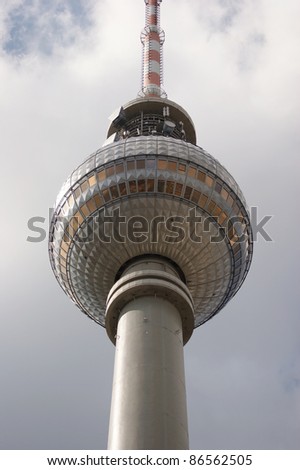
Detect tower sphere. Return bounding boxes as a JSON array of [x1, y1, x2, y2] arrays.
[[49, 93, 253, 342]]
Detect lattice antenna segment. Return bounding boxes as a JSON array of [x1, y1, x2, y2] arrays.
[[140, 0, 166, 98]]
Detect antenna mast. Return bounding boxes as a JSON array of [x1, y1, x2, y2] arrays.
[[140, 0, 166, 98]]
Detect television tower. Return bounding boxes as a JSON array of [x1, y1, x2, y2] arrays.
[[49, 0, 253, 450]]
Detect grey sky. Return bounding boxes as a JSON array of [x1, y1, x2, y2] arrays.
[[0, 0, 299, 449]]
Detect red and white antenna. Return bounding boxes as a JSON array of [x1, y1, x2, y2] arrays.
[[140, 0, 166, 98]]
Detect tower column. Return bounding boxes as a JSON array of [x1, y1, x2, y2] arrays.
[[105, 258, 194, 450]]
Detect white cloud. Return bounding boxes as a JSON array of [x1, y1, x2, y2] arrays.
[[1, 0, 95, 57]]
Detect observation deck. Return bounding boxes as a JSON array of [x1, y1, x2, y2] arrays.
[[49, 97, 253, 340]]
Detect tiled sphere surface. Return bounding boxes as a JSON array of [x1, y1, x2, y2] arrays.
[[49, 136, 253, 328]]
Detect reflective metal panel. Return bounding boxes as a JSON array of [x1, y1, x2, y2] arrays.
[[49, 136, 253, 329]]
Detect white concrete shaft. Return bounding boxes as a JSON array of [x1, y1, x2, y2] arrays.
[[107, 295, 189, 450]]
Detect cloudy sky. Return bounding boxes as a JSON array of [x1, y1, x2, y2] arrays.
[[0, 0, 299, 450]]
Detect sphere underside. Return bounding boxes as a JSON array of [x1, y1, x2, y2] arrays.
[[49, 136, 253, 328]]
